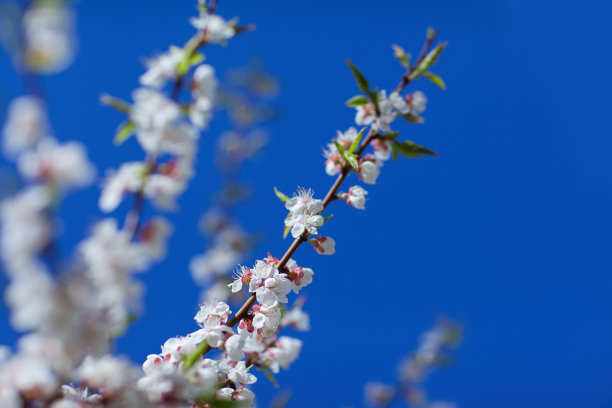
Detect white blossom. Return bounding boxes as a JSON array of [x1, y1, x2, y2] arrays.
[[190, 12, 235, 44], [17, 138, 95, 189], [284, 189, 325, 239], [139, 216, 173, 260], [99, 162, 146, 212], [285, 188, 324, 215], [79, 219, 150, 280], [364, 382, 395, 407], [4, 264, 56, 331], [190, 64, 218, 129], [130, 88, 184, 153], [360, 160, 380, 185], [224, 334, 245, 362], [347, 185, 368, 209], [252, 301, 281, 337], [281, 305, 310, 331], [2, 354, 59, 399], [192, 301, 233, 347], [59, 385, 102, 404], [217, 387, 256, 407], [138, 358, 195, 403], [140, 46, 185, 89], [285, 259, 314, 294], [2, 96, 49, 157], [263, 336, 302, 374], [76, 355, 140, 398], [410, 91, 427, 113], [372, 138, 392, 161], [355, 90, 408, 132], [227, 361, 257, 385], [313, 236, 336, 255], [22, 5, 76, 74], [389, 91, 410, 115], [0, 186, 51, 269], [323, 127, 360, 176]]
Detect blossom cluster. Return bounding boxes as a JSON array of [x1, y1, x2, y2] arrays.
[[135, 253, 311, 405], [0, 0, 451, 406]]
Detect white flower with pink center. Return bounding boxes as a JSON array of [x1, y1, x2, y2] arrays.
[[313, 235, 336, 255]]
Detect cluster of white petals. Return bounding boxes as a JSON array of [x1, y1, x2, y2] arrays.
[[139, 46, 185, 89], [313, 235, 336, 255], [322, 89, 429, 189], [18, 138, 95, 189], [347, 185, 368, 209], [284, 188, 325, 238], [190, 11, 236, 44], [190, 64, 218, 129], [354, 89, 425, 133], [323, 126, 384, 185], [22, 4, 76, 74], [2, 96, 49, 157], [324, 126, 360, 176]]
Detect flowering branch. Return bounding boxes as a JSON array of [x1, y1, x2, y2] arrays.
[[0, 0, 452, 405], [188, 29, 449, 372]]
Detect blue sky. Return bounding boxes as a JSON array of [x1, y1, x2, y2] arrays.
[[1, 0, 611, 407]]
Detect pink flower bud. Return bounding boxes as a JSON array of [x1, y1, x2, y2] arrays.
[[313, 235, 336, 255]]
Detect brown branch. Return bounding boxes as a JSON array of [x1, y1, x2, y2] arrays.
[[122, 10, 253, 238], [225, 130, 378, 328]]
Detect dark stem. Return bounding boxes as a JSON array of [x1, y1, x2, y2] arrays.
[[395, 30, 439, 93], [224, 130, 377, 329]]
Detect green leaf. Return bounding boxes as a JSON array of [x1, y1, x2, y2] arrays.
[[346, 60, 370, 94], [283, 225, 291, 239], [274, 187, 289, 204], [279, 303, 286, 319], [182, 341, 209, 369], [391, 143, 399, 161], [403, 112, 425, 124], [208, 400, 237, 408], [323, 214, 334, 224], [100, 93, 131, 114], [113, 121, 135, 145], [411, 42, 447, 79], [347, 127, 365, 154], [370, 87, 380, 111], [177, 49, 206, 76], [334, 140, 358, 170], [382, 131, 400, 140], [426, 27, 439, 42], [392, 44, 411, 67], [333, 140, 345, 155], [261, 365, 279, 387], [345, 95, 369, 107], [422, 71, 446, 91], [393, 140, 438, 158], [190, 52, 205, 66]]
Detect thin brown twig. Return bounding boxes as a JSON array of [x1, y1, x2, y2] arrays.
[[226, 129, 377, 328], [122, 11, 255, 239], [395, 30, 439, 93]]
